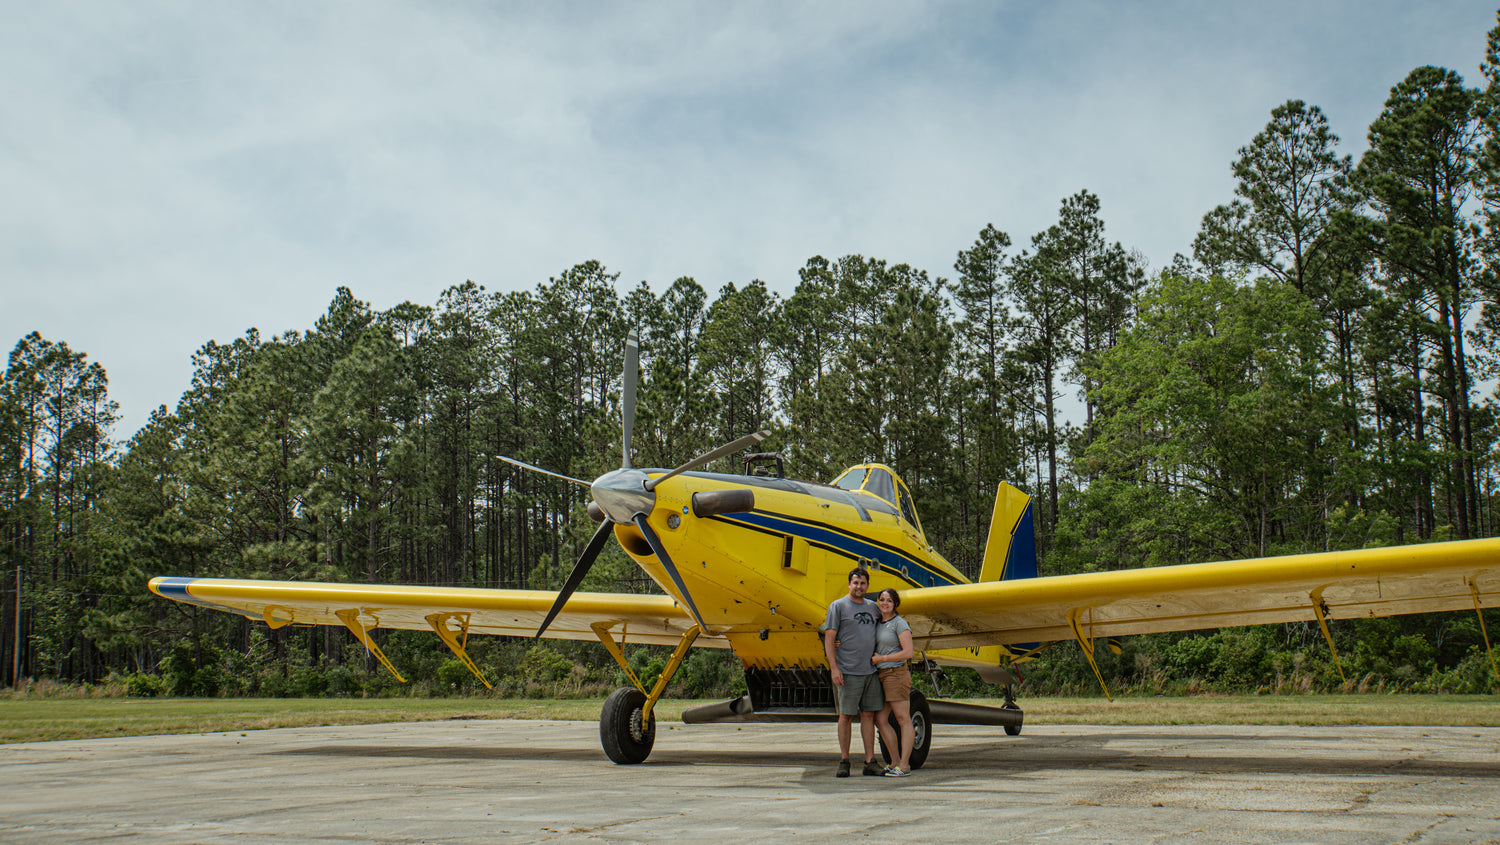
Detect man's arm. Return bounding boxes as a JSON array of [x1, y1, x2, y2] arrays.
[[823, 627, 844, 686]]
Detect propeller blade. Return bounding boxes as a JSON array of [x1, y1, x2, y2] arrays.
[[535, 520, 616, 638], [644, 430, 771, 492], [497, 455, 592, 489], [634, 513, 705, 629], [621, 332, 639, 469]]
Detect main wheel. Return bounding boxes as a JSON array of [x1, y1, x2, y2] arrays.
[[600, 686, 655, 764], [877, 689, 933, 770]]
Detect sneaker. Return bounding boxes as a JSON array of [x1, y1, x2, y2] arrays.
[[863, 760, 885, 776], [885, 766, 911, 777], [836, 759, 850, 778]]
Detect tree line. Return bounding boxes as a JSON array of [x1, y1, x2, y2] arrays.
[[5, 17, 1500, 696]]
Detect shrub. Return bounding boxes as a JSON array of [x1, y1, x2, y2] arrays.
[[161, 642, 225, 697], [515, 645, 575, 686], [292, 667, 329, 697], [123, 672, 166, 697], [436, 658, 475, 691], [324, 664, 364, 697], [676, 650, 747, 698]]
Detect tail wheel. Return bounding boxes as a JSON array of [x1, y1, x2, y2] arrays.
[[1003, 701, 1023, 736], [600, 687, 655, 764], [878, 689, 933, 770]]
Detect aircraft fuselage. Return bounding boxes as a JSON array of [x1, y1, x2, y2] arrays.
[[618, 467, 969, 672]]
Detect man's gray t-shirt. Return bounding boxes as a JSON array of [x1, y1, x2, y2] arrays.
[[824, 595, 879, 675]]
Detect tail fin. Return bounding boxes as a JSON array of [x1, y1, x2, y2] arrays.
[[977, 482, 1037, 582]]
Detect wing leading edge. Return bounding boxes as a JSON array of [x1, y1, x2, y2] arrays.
[[148, 577, 718, 649], [899, 537, 1500, 650]]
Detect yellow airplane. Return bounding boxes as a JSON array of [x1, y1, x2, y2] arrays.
[[150, 333, 1500, 769]]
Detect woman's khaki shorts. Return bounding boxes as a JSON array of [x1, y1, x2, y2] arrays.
[[878, 665, 911, 703]]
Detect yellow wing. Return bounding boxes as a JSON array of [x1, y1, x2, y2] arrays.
[[900, 537, 1500, 650], [148, 577, 720, 648]]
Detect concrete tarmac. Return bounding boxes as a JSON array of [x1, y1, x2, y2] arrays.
[[2, 719, 1498, 843]]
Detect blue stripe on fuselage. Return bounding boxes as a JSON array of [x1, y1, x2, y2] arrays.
[[715, 511, 959, 588]]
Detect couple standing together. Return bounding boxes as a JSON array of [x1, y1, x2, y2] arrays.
[[822, 566, 917, 778]]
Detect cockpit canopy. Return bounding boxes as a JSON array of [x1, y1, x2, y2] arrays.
[[831, 463, 924, 537]]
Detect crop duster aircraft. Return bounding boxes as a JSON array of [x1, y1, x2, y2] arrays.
[[151, 333, 1500, 768]]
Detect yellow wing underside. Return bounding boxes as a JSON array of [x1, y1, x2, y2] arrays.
[[152, 538, 1500, 657], [148, 578, 717, 648], [902, 538, 1500, 650]]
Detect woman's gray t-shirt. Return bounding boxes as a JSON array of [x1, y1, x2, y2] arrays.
[[874, 615, 910, 670]]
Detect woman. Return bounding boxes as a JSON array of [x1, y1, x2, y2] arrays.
[[870, 587, 915, 777]]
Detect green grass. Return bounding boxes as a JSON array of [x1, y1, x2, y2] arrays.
[[0, 693, 1495, 744], [0, 697, 642, 744]]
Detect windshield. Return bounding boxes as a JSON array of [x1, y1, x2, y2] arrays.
[[832, 465, 919, 533], [863, 468, 895, 505], [832, 467, 867, 492]]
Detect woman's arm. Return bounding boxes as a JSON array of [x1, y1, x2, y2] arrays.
[[891, 628, 914, 664]]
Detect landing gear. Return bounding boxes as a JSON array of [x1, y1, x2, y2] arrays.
[[1003, 685, 1022, 736], [877, 689, 933, 770], [1002, 704, 1023, 736], [592, 624, 700, 764], [600, 687, 655, 764]]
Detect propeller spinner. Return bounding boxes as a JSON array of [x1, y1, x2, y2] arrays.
[[517, 331, 768, 638]]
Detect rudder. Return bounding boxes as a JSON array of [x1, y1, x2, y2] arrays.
[[977, 482, 1037, 582]]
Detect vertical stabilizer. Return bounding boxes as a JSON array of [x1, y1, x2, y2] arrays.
[[977, 482, 1037, 582]]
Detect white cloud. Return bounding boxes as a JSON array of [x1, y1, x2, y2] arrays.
[[2, 0, 1496, 436]]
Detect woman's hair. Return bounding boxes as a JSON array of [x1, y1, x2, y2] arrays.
[[878, 587, 900, 609]]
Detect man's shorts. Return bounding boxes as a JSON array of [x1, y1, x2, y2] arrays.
[[836, 671, 884, 715], [878, 664, 911, 703]]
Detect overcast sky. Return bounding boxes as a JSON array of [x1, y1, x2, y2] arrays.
[[4, 1, 1498, 439]]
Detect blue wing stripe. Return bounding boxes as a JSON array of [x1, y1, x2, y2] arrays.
[[151, 577, 231, 610]]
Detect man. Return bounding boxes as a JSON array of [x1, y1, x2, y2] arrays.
[[823, 566, 885, 777]]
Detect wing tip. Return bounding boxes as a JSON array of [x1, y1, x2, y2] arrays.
[[148, 576, 224, 610]]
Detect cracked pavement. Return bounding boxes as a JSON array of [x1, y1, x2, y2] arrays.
[[2, 720, 1497, 843]]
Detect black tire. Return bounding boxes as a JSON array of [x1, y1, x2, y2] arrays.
[[877, 689, 933, 771], [1003, 702, 1023, 736], [600, 686, 655, 764]]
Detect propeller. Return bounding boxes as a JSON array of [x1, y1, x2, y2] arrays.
[[517, 330, 765, 638], [634, 513, 704, 628], [496, 455, 591, 489], [532, 519, 615, 638], [621, 333, 638, 469], [644, 429, 771, 492]]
